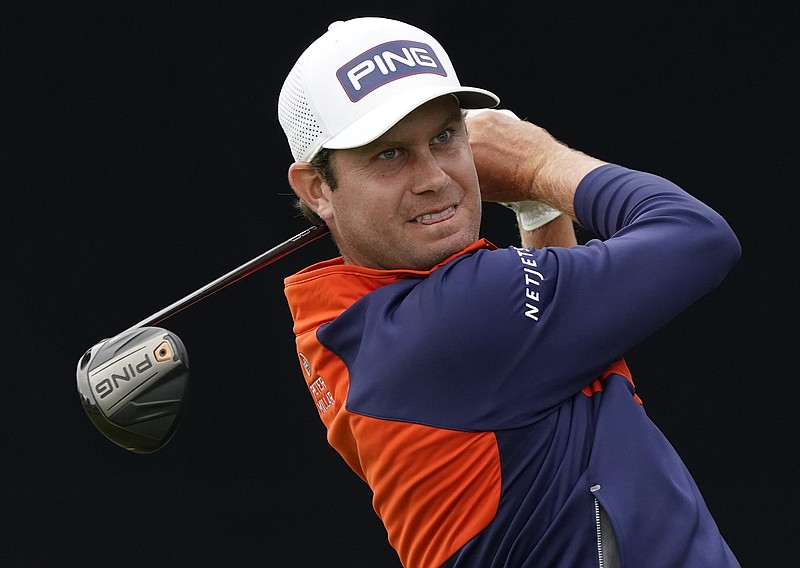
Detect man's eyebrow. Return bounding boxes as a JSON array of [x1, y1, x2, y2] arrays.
[[358, 137, 397, 154], [442, 106, 465, 126]]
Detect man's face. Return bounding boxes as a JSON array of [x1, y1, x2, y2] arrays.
[[316, 96, 482, 270]]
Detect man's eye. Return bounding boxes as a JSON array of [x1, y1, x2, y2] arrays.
[[432, 129, 452, 145], [378, 148, 399, 160]]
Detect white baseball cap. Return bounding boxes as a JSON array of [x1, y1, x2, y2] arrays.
[[278, 17, 500, 162]]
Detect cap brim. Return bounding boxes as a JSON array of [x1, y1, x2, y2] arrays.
[[320, 86, 499, 152]]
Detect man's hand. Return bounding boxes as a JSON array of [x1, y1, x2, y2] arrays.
[[466, 109, 606, 219]]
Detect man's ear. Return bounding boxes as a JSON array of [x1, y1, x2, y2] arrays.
[[287, 162, 333, 221]]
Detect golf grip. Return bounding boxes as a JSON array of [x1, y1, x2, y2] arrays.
[[123, 224, 330, 334]]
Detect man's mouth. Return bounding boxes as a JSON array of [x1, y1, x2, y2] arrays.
[[413, 205, 456, 224]]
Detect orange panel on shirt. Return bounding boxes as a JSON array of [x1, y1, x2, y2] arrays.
[[296, 328, 502, 567], [581, 358, 642, 405], [337, 412, 501, 567]]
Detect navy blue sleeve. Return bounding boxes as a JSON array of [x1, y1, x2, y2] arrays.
[[327, 165, 741, 430]]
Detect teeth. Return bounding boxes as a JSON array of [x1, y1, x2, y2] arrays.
[[415, 206, 454, 223]]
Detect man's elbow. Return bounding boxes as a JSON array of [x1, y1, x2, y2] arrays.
[[706, 214, 742, 278]]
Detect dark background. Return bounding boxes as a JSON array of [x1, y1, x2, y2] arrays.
[[4, 1, 797, 566]]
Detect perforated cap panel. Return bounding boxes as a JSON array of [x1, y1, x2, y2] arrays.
[[278, 61, 324, 162]]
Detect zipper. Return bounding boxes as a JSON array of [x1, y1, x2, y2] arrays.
[[591, 484, 620, 568], [591, 485, 605, 568]]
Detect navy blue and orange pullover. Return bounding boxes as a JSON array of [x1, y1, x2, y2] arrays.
[[284, 165, 741, 567]]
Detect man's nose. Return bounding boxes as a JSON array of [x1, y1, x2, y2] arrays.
[[409, 149, 450, 194]]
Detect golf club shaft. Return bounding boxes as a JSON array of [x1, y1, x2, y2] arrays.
[[123, 224, 330, 334]]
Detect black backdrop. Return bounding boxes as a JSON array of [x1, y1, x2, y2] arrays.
[[4, 1, 798, 566]]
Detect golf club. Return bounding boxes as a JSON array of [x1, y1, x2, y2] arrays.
[[77, 223, 330, 453]]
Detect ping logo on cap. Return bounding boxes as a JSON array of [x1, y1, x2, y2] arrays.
[[337, 40, 447, 102]]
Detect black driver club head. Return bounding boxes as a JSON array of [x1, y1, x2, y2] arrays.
[[77, 327, 189, 454]]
